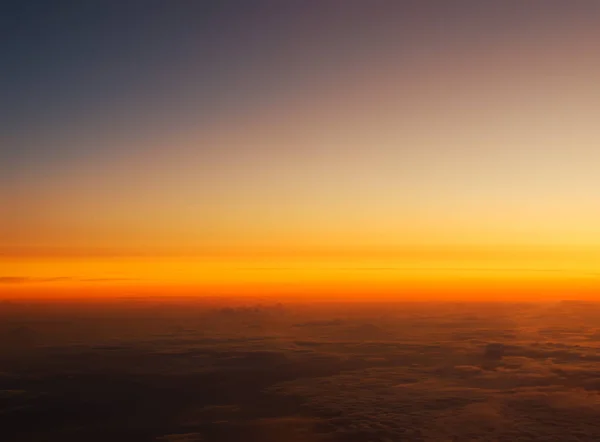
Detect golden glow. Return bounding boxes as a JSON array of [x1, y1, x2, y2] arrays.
[[3, 244, 599, 301], [3, 6, 600, 302]]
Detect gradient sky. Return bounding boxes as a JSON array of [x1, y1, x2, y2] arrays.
[[2, 1, 600, 300]]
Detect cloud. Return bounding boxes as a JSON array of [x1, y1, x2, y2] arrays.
[[2, 301, 600, 440], [157, 433, 204, 442], [0, 276, 72, 284], [293, 319, 345, 327], [0, 276, 139, 284], [79, 278, 140, 282]]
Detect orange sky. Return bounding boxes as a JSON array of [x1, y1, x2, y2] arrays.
[[3, 4, 600, 301], [3, 244, 600, 301]]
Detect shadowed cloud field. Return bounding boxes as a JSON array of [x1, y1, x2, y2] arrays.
[[1, 300, 599, 441]]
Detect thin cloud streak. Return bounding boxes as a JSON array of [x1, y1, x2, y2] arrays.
[[233, 267, 600, 277], [0, 276, 141, 284]]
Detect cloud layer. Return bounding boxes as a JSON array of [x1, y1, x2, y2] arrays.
[[0, 300, 599, 441]]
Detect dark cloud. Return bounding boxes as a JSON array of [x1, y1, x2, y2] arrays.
[[1, 301, 600, 440], [157, 433, 204, 442], [293, 319, 344, 327], [483, 342, 506, 360]]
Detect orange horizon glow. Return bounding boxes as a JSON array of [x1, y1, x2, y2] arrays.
[[3, 243, 600, 302], [3, 4, 600, 302]]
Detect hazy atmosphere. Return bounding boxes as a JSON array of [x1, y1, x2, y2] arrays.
[[4, 1, 600, 301], [2, 1, 600, 441]]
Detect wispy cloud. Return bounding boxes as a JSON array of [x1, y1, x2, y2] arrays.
[[0, 277, 73, 284], [234, 267, 600, 277], [0, 276, 140, 284], [79, 278, 140, 282]]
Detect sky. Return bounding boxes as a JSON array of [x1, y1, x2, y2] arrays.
[[2, 1, 600, 300]]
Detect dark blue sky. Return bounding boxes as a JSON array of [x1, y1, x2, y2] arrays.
[[5, 1, 598, 158]]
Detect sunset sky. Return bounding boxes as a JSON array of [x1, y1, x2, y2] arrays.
[[2, 1, 600, 300]]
